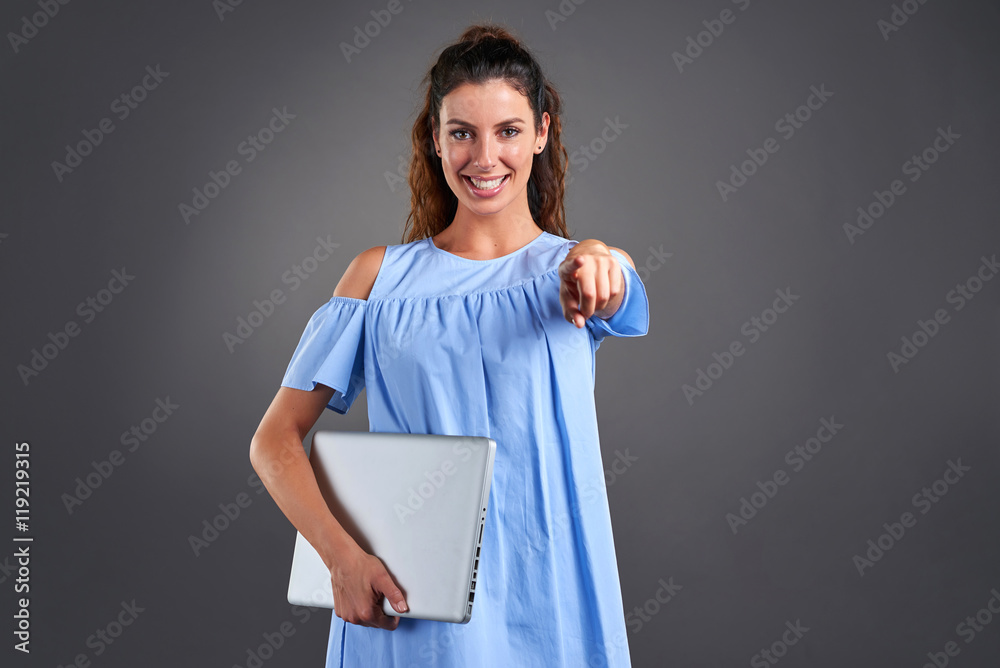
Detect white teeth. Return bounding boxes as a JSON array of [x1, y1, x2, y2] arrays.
[[469, 175, 505, 189]]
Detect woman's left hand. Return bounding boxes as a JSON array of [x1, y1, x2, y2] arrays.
[[558, 239, 624, 329]]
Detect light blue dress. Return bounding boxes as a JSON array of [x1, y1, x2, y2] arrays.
[[280, 230, 649, 667]]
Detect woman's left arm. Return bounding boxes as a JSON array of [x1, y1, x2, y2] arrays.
[[558, 239, 637, 328]]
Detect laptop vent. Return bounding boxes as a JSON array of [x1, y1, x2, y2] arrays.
[[468, 507, 486, 614]]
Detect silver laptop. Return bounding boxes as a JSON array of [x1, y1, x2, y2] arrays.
[[287, 431, 496, 624]]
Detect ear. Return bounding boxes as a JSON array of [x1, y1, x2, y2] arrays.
[[537, 112, 550, 151]]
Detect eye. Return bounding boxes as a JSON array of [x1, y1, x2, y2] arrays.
[[449, 127, 520, 140]]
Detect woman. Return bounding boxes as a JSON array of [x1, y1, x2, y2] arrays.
[[250, 23, 649, 667]]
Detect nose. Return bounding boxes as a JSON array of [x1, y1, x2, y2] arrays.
[[474, 135, 497, 170]]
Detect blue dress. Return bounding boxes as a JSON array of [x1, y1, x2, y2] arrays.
[[280, 230, 649, 667]]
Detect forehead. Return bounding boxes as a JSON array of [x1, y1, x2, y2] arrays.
[[441, 80, 530, 122]]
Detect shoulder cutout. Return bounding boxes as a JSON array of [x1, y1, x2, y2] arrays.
[[608, 245, 636, 271], [332, 245, 387, 300]]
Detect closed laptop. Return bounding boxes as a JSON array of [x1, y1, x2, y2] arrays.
[[286, 430, 496, 624]]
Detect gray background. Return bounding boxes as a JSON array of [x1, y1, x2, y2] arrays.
[[3, 0, 1000, 666]]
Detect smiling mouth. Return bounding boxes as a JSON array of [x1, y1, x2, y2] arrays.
[[463, 174, 510, 191]]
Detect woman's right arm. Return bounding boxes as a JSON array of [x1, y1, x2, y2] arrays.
[[250, 383, 356, 566], [249, 245, 404, 629]]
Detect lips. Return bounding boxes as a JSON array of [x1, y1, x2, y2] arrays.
[[463, 174, 510, 196]]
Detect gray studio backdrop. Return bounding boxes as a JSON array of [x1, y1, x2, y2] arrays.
[[4, 0, 1000, 666]]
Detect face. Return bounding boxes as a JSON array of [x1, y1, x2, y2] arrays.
[[433, 80, 549, 221]]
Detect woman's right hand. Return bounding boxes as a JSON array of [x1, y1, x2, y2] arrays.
[[329, 544, 409, 630]]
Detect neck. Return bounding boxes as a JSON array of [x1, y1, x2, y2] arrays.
[[434, 212, 542, 258]]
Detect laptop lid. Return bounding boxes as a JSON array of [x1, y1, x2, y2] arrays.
[[286, 431, 496, 624]]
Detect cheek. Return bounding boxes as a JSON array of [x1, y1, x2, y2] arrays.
[[502, 145, 531, 167], [443, 146, 471, 169]]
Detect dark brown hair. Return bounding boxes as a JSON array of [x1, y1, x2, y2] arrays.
[[402, 23, 570, 243]]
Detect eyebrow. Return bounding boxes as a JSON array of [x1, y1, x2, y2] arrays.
[[444, 117, 527, 127]]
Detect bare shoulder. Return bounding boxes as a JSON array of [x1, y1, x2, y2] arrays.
[[332, 245, 387, 300], [607, 245, 636, 270]]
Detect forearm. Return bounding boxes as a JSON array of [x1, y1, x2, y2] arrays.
[[250, 430, 360, 569]]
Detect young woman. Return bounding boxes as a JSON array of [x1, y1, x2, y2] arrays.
[[250, 23, 649, 667]]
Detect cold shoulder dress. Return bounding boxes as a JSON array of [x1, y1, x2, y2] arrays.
[[280, 229, 650, 668]]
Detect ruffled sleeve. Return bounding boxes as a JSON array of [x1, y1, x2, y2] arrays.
[[280, 296, 366, 414], [586, 248, 650, 347]]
